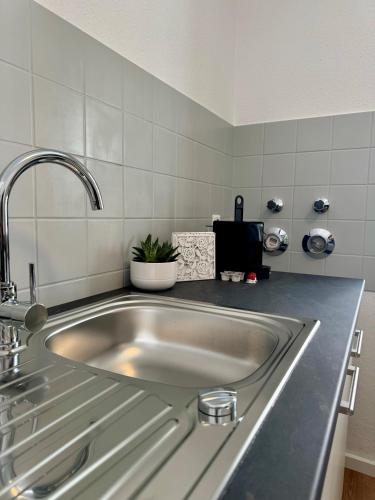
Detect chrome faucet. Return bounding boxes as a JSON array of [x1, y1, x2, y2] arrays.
[[0, 149, 103, 352]]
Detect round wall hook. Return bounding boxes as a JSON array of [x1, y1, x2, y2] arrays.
[[313, 198, 330, 214], [263, 227, 288, 255], [302, 228, 335, 258], [267, 198, 283, 213]]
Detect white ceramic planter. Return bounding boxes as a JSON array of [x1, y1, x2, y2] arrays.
[[130, 261, 177, 291]]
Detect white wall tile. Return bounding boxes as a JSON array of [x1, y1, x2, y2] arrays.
[[152, 220, 175, 242], [153, 174, 175, 218], [124, 113, 153, 170], [363, 257, 375, 291], [177, 136, 195, 179], [212, 150, 230, 186], [0, 62, 31, 144], [295, 151, 330, 186], [233, 124, 264, 156], [366, 185, 375, 220], [175, 178, 194, 218], [37, 220, 87, 285], [264, 120, 297, 154], [290, 252, 325, 275], [123, 59, 153, 121], [153, 126, 177, 175], [194, 105, 214, 146], [293, 186, 329, 219], [195, 144, 214, 183], [233, 156, 262, 187], [0, 0, 30, 69], [124, 167, 153, 218], [212, 186, 233, 219], [86, 97, 122, 163], [36, 162, 86, 217], [87, 270, 124, 296], [233, 187, 261, 220], [327, 220, 365, 255], [88, 220, 123, 274], [153, 79, 177, 131], [175, 94, 199, 140], [263, 251, 290, 272], [124, 219, 152, 265], [364, 221, 375, 256], [31, 2, 84, 91], [329, 185, 367, 220], [325, 255, 363, 279], [216, 118, 233, 156], [194, 182, 211, 218], [85, 37, 122, 108], [330, 149, 370, 185], [174, 219, 199, 232], [369, 149, 375, 184], [38, 278, 89, 308], [222, 188, 233, 219], [332, 113, 372, 149], [34, 76, 83, 155], [221, 154, 233, 187], [9, 219, 36, 290], [87, 159, 123, 218], [297, 116, 332, 152], [262, 153, 295, 187]]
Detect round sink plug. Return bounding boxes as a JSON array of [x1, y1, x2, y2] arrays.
[[198, 388, 237, 425]]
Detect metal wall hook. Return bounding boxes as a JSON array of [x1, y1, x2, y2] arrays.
[[313, 198, 330, 214], [302, 228, 335, 258], [267, 198, 283, 213], [263, 227, 289, 255]]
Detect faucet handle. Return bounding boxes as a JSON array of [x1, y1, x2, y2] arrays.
[[29, 263, 36, 304]]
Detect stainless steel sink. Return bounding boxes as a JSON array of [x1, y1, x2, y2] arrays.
[[15, 293, 319, 499], [46, 301, 279, 388]]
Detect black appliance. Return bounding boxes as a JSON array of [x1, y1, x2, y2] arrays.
[[213, 220, 264, 277]]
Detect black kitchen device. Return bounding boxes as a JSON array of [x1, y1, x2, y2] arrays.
[[213, 220, 264, 276], [213, 196, 269, 279]]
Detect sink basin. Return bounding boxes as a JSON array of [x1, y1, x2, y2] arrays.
[[46, 301, 279, 387], [35, 293, 319, 499]]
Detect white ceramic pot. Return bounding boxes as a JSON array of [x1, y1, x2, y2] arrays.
[[130, 261, 177, 291]]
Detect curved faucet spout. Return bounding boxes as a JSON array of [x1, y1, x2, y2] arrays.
[[0, 148, 103, 306]]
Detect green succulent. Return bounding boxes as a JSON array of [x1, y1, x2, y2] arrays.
[[132, 234, 180, 263]]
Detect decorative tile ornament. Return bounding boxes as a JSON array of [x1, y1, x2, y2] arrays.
[[172, 232, 216, 281]]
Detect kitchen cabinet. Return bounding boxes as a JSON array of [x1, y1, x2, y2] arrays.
[[321, 330, 362, 500]]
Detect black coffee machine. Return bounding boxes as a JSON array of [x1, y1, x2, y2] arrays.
[[213, 196, 270, 279]]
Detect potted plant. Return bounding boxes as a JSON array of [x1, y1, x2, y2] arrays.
[[130, 234, 180, 291]]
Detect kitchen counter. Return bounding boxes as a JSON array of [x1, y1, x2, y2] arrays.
[[154, 272, 364, 500], [4, 271, 364, 499]]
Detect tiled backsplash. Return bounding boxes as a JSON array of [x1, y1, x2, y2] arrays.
[[1, 0, 373, 307], [0, 0, 233, 306], [233, 113, 375, 291]]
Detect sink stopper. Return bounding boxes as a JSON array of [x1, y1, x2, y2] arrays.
[[198, 388, 237, 425]]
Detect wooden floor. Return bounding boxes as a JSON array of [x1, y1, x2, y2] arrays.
[[342, 468, 375, 500]]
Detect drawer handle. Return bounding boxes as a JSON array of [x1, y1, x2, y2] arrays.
[[351, 329, 364, 358], [339, 365, 359, 415]]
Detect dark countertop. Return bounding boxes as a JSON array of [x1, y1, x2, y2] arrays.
[[50, 271, 364, 500]]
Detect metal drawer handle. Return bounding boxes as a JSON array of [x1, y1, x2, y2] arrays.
[[351, 329, 363, 358], [340, 365, 359, 415]]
